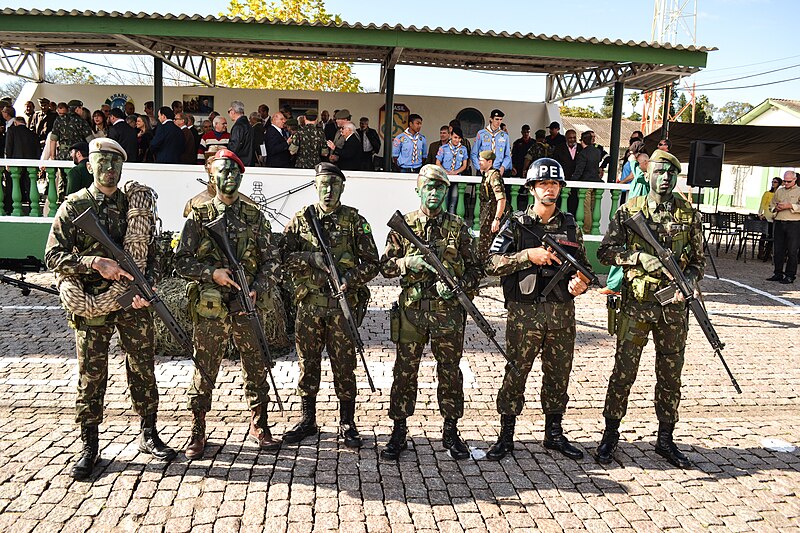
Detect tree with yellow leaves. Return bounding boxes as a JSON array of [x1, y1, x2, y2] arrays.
[[217, 0, 362, 92]]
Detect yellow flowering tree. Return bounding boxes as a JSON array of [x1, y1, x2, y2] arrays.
[[217, 0, 362, 92]]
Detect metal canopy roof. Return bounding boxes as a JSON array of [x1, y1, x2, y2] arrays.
[[0, 9, 713, 101]]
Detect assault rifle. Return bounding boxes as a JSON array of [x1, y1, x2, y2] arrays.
[[73, 208, 214, 389], [205, 212, 284, 412], [304, 206, 376, 392], [387, 210, 520, 375], [0, 256, 59, 296], [624, 211, 742, 394], [539, 233, 598, 297]]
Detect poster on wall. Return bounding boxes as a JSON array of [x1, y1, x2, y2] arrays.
[[183, 95, 215, 115], [278, 98, 319, 119], [378, 103, 410, 140], [104, 93, 133, 111]]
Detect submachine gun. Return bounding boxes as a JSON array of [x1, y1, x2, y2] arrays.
[[387, 210, 520, 376], [204, 213, 284, 412], [624, 211, 742, 394], [73, 208, 214, 389], [304, 206, 376, 392], [0, 256, 59, 296]]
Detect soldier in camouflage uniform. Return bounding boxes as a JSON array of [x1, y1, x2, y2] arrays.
[[380, 164, 482, 460], [45, 138, 176, 481], [595, 149, 704, 469], [484, 158, 591, 461], [521, 130, 551, 177], [175, 149, 282, 459], [49, 99, 93, 202], [477, 150, 508, 261], [289, 108, 329, 169], [281, 163, 379, 447]]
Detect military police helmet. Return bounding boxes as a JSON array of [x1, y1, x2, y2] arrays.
[[416, 164, 450, 188], [525, 157, 566, 186]]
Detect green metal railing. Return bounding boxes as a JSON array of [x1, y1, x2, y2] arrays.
[[1, 162, 62, 217]]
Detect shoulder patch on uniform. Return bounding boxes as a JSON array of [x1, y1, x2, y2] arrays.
[[362, 222, 372, 235]]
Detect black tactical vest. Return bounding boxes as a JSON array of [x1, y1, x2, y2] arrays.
[[501, 212, 578, 304]]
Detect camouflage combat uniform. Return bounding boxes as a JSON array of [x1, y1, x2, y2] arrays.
[[50, 113, 93, 201], [289, 124, 329, 169], [381, 210, 481, 420], [522, 141, 551, 173], [282, 204, 379, 401], [486, 206, 590, 416], [597, 192, 704, 424], [477, 168, 508, 260], [174, 197, 279, 413], [45, 184, 159, 425]]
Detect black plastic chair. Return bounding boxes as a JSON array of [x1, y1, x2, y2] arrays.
[[737, 218, 769, 262], [707, 212, 739, 256]]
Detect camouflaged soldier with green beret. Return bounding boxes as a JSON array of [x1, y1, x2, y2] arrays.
[[484, 157, 591, 462], [289, 108, 328, 169], [380, 164, 482, 461], [281, 162, 380, 448], [175, 148, 282, 459], [49, 99, 93, 201], [477, 149, 509, 261], [595, 149, 704, 469], [45, 138, 177, 480]]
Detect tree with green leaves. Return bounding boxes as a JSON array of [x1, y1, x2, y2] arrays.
[[216, 0, 362, 92], [716, 101, 754, 124], [559, 105, 602, 118], [600, 87, 614, 118], [48, 67, 108, 85]]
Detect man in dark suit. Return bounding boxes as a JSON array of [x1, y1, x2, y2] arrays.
[[264, 112, 290, 168], [571, 130, 604, 233], [107, 108, 138, 162], [227, 100, 254, 167], [552, 129, 582, 215], [34, 97, 57, 153], [328, 122, 361, 171], [175, 113, 197, 164], [324, 110, 338, 141], [3, 116, 39, 212], [150, 106, 184, 164], [358, 117, 381, 171]]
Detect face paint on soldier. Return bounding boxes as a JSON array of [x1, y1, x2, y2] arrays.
[[87, 152, 124, 189], [211, 158, 243, 199], [315, 174, 344, 212], [417, 180, 448, 213], [648, 161, 678, 197], [531, 180, 561, 206]]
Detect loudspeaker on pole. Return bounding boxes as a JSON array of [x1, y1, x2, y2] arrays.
[[687, 140, 724, 188]]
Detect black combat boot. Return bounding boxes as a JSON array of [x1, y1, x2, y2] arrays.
[[442, 418, 470, 460], [138, 414, 178, 461], [655, 421, 691, 468], [543, 414, 584, 460], [594, 418, 621, 465], [185, 411, 206, 460], [71, 424, 100, 480], [338, 400, 362, 448], [380, 419, 408, 460], [283, 396, 319, 444], [486, 415, 516, 461], [248, 406, 282, 451]]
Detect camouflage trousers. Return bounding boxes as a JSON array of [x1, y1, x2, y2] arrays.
[[496, 301, 576, 416], [187, 313, 271, 413], [295, 299, 358, 401], [477, 216, 499, 262], [389, 305, 465, 420], [603, 309, 688, 423], [73, 307, 158, 425]]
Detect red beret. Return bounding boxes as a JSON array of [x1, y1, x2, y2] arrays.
[[209, 149, 245, 173]]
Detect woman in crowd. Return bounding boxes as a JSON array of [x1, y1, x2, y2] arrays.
[[90, 110, 107, 138], [136, 114, 154, 163]]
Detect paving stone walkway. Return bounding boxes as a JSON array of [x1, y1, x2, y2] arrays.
[[0, 253, 798, 532]]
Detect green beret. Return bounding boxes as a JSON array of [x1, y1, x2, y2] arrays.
[[305, 108, 318, 118], [67, 99, 83, 107], [416, 164, 450, 188], [479, 150, 496, 161], [315, 162, 346, 182], [334, 109, 351, 119], [650, 149, 681, 173]]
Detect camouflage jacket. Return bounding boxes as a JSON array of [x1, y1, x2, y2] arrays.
[[381, 209, 481, 303], [289, 124, 329, 169], [51, 113, 92, 160], [174, 196, 279, 297], [478, 168, 508, 227], [522, 141, 551, 174], [45, 184, 156, 293], [282, 203, 380, 299], [598, 192, 704, 305]]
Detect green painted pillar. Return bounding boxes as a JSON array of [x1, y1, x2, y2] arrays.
[[510, 184, 520, 212], [10, 166, 23, 216], [456, 183, 467, 219], [0, 168, 4, 213], [609, 189, 621, 222], [28, 167, 41, 217], [576, 188, 586, 229], [472, 194, 481, 232], [591, 189, 602, 235], [46, 167, 58, 216], [560, 186, 570, 213]]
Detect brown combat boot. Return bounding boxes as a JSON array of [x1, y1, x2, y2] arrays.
[[185, 411, 206, 460], [248, 406, 281, 451]]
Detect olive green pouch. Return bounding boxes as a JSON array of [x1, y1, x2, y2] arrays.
[[196, 287, 228, 320], [389, 302, 400, 343]]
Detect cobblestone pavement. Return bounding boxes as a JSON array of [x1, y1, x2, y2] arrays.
[[0, 253, 798, 532]]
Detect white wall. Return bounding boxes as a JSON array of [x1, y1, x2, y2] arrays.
[[747, 107, 800, 127]]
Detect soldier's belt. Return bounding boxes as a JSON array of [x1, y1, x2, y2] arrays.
[[404, 298, 457, 312], [303, 294, 341, 308]]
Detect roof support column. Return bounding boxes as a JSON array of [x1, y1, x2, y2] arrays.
[[154, 57, 163, 113], [382, 67, 396, 172], [607, 81, 624, 183], [661, 83, 672, 138]]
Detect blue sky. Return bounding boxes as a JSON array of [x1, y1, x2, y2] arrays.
[[4, 0, 798, 114]]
